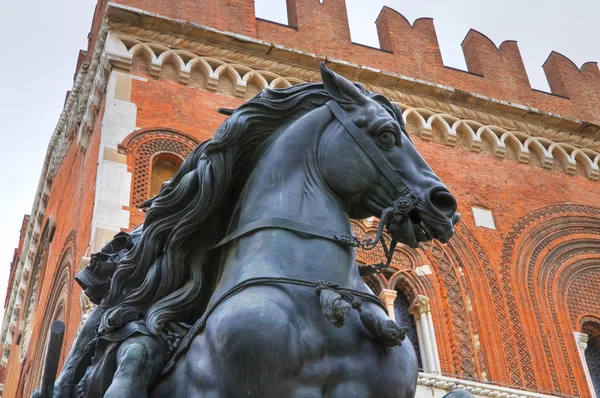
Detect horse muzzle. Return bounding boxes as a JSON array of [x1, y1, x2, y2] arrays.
[[384, 186, 459, 248]]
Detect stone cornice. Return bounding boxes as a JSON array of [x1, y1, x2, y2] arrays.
[[417, 372, 573, 398], [104, 2, 600, 141]]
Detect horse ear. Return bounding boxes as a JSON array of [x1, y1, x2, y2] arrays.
[[320, 62, 366, 104]]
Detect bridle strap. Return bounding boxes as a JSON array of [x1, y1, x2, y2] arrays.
[[211, 217, 358, 250], [212, 100, 413, 251], [325, 100, 411, 197]]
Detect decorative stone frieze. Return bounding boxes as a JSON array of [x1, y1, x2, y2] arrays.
[[102, 32, 600, 180], [417, 372, 559, 398]]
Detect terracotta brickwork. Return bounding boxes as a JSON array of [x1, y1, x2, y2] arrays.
[[2, 1, 600, 397], [2, 99, 103, 397]]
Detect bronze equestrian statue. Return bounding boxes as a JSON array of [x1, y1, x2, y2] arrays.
[[37, 64, 463, 397]]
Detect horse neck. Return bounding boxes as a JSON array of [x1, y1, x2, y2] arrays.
[[214, 107, 364, 295]]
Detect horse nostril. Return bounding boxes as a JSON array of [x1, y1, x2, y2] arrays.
[[428, 188, 457, 218], [452, 213, 461, 225]]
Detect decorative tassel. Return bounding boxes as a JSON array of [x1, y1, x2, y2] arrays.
[[316, 282, 351, 328], [352, 299, 407, 347]]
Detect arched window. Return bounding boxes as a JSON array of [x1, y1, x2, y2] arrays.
[[23, 247, 72, 397], [149, 153, 183, 198], [394, 291, 422, 370], [118, 128, 199, 207], [582, 322, 600, 397], [118, 128, 199, 227]]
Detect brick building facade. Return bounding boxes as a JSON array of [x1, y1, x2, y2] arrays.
[[1, 1, 600, 397]]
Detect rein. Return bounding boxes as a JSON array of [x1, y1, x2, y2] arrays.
[[212, 217, 362, 250], [162, 99, 415, 375]]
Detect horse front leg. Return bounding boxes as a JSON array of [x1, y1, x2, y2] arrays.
[[104, 335, 165, 398]]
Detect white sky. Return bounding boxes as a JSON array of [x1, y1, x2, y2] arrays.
[[0, 0, 598, 317]]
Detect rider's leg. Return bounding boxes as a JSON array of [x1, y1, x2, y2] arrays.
[[48, 306, 106, 397], [104, 335, 165, 398]]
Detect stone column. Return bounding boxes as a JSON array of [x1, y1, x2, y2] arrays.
[[379, 289, 398, 321], [575, 331, 597, 398], [409, 295, 441, 373], [427, 310, 441, 373]]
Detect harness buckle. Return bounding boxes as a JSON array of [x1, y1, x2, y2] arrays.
[[337, 233, 361, 247]]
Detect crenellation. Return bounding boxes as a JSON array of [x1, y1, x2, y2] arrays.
[[92, 2, 600, 124], [581, 62, 600, 114], [462, 30, 531, 96], [376, 8, 444, 78], [258, 0, 352, 57], [112, 0, 258, 37], [461, 29, 500, 76], [285, 0, 299, 27], [543, 51, 582, 98], [543, 54, 600, 117]]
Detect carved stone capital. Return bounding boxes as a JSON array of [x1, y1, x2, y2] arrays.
[[409, 295, 431, 318], [378, 289, 398, 306], [575, 331, 589, 351]]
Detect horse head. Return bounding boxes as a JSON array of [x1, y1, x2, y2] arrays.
[[318, 64, 459, 248]]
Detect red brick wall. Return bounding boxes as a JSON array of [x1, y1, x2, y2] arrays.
[[130, 78, 242, 141], [2, 99, 104, 398], [4, 0, 600, 396]]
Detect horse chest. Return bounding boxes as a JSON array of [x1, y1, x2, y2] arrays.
[[156, 287, 416, 397]]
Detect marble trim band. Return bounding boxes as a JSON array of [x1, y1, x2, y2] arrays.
[[417, 373, 574, 398]]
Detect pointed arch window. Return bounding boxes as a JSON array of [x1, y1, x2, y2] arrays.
[[23, 245, 73, 397], [394, 290, 422, 370]]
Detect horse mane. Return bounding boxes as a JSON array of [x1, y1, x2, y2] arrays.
[[100, 82, 404, 335]]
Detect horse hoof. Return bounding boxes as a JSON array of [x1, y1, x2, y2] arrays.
[[360, 310, 407, 346]]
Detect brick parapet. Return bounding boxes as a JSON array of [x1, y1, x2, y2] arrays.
[[101, 2, 600, 141], [99, 0, 600, 126]]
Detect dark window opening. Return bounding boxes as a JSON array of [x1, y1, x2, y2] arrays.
[[150, 153, 183, 198], [583, 322, 600, 396], [394, 291, 422, 370]]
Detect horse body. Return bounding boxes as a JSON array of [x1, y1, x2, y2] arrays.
[[49, 64, 459, 398], [152, 103, 419, 397], [154, 77, 440, 397]]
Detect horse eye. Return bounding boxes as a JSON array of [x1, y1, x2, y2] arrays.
[[377, 131, 397, 147]]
